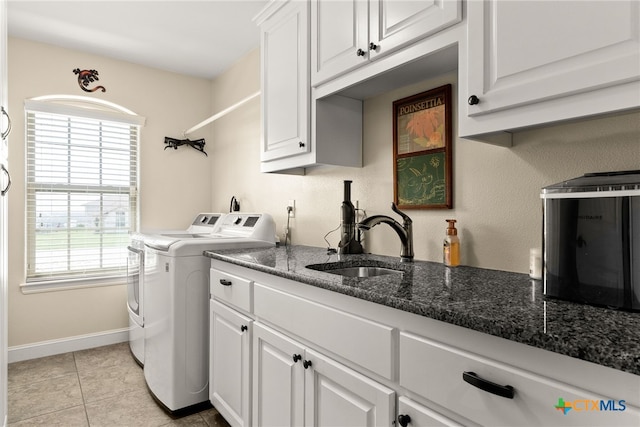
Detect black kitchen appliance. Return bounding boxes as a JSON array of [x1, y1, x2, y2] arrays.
[[541, 170, 640, 311]]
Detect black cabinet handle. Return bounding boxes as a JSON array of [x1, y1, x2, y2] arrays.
[[303, 360, 312, 369], [468, 95, 480, 105], [299, 141, 305, 148], [356, 48, 366, 57], [0, 164, 11, 196], [292, 354, 302, 363], [1, 107, 11, 140], [240, 325, 248, 332], [219, 279, 232, 286], [397, 414, 411, 427], [463, 371, 514, 399], [369, 42, 378, 51]]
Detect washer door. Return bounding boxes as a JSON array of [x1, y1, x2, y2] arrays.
[[127, 245, 143, 325]]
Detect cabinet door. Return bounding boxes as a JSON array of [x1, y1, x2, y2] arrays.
[[466, 0, 640, 117], [311, 0, 368, 86], [397, 396, 463, 427], [252, 322, 304, 427], [261, 0, 310, 163], [369, 0, 461, 61], [210, 300, 252, 427], [304, 348, 395, 427]]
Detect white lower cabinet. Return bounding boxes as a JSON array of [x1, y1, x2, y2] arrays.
[[210, 299, 252, 427], [211, 259, 639, 427], [252, 322, 395, 427], [399, 331, 639, 427], [397, 396, 462, 427]]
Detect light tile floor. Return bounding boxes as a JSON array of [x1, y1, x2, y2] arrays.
[[7, 342, 230, 427]]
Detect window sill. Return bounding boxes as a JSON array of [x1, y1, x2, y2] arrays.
[[20, 275, 126, 294]]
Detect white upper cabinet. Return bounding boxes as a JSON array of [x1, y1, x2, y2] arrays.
[[256, 0, 363, 173], [311, 0, 461, 86], [257, 0, 310, 165], [460, 0, 640, 142]]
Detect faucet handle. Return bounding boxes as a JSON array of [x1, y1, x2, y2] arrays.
[[391, 203, 412, 224]]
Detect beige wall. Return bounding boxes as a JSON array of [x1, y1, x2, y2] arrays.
[[211, 48, 640, 273], [7, 38, 212, 346]]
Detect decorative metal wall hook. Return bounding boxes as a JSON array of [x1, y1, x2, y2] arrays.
[[73, 68, 106, 93], [164, 137, 208, 156]]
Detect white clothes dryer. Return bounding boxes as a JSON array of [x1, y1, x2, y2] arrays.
[[126, 213, 225, 366], [143, 213, 276, 413]]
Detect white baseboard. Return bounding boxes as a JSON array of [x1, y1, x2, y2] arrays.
[[8, 328, 129, 363]]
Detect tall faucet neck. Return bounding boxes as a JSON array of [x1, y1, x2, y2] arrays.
[[357, 203, 414, 261]]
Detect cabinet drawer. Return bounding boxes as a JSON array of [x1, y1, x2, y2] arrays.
[[399, 332, 639, 426], [210, 268, 252, 313], [254, 283, 395, 380]]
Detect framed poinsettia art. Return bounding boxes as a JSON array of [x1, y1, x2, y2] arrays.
[[393, 84, 452, 209]]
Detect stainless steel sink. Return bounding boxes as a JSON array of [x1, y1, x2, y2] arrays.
[[306, 262, 404, 278], [323, 266, 403, 278]]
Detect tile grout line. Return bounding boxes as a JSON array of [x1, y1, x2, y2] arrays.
[[72, 350, 92, 426]]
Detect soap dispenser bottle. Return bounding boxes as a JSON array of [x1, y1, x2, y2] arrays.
[[443, 219, 460, 267]]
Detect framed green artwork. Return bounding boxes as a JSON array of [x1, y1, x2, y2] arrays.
[[393, 84, 452, 209]]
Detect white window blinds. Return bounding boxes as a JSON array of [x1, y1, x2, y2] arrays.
[[25, 98, 142, 282]]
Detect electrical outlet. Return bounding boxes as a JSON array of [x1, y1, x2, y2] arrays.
[[287, 200, 295, 218]]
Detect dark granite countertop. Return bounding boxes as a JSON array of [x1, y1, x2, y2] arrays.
[[204, 245, 640, 376]]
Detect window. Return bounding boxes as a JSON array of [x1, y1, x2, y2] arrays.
[[25, 96, 144, 284]]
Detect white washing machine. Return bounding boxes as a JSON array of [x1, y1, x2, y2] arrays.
[[126, 213, 225, 367], [143, 213, 276, 413]]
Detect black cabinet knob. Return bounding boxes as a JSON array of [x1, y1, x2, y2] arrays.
[[303, 360, 312, 369], [356, 49, 366, 57], [240, 325, 248, 332], [369, 42, 378, 51], [292, 354, 302, 363], [468, 95, 480, 105], [397, 414, 411, 427], [299, 141, 305, 148]]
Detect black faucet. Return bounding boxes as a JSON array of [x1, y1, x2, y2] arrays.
[[358, 203, 414, 262]]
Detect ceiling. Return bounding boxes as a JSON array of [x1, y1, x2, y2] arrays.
[[7, 0, 269, 80]]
